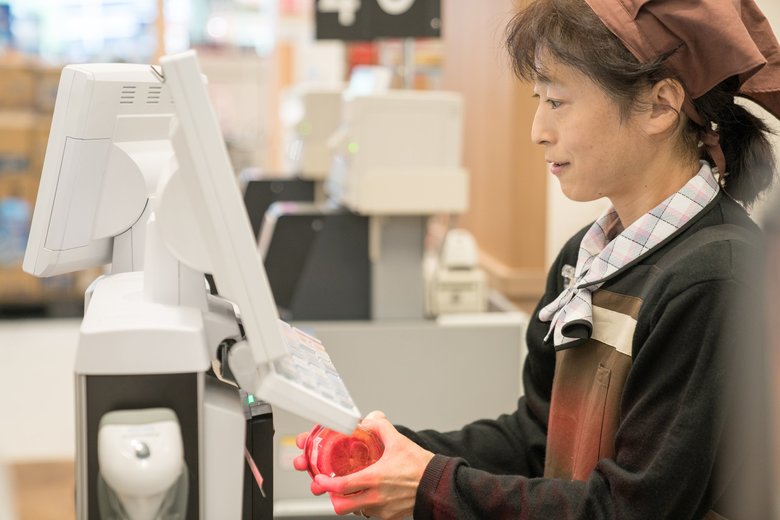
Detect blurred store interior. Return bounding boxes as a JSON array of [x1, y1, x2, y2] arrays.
[[0, 1, 778, 519]]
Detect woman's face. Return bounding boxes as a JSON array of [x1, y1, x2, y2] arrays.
[[531, 58, 654, 205]]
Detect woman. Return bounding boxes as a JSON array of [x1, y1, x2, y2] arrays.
[[294, 0, 780, 518]]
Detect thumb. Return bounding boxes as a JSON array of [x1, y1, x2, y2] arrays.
[[363, 410, 387, 422], [360, 412, 397, 443]]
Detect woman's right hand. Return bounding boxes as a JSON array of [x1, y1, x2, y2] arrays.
[[293, 430, 313, 476]]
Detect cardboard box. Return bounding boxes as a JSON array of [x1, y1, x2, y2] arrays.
[[0, 63, 36, 110], [0, 171, 29, 196], [0, 173, 40, 302], [32, 114, 52, 177], [0, 111, 37, 177], [0, 265, 43, 303], [0, 174, 36, 267], [0, 174, 90, 305]]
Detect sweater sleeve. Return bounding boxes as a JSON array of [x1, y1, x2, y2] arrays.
[[395, 236, 573, 479], [410, 272, 751, 519], [395, 297, 555, 478]]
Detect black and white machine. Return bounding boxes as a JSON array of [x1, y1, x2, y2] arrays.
[[23, 51, 361, 519]]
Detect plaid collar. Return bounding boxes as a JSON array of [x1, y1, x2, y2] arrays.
[[539, 162, 720, 348]]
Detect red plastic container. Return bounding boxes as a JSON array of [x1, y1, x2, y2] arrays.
[[303, 424, 384, 478]]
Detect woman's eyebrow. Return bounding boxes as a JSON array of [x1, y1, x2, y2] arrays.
[[534, 69, 566, 88], [534, 71, 553, 84]]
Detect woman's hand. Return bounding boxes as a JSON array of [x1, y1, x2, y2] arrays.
[[292, 426, 315, 475], [294, 410, 435, 520]]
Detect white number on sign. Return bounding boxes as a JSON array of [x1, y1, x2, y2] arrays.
[[318, 0, 362, 26], [376, 0, 415, 15]]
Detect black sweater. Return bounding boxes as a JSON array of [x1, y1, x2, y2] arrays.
[[399, 194, 774, 519]]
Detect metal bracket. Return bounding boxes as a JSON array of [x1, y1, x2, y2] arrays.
[[150, 64, 165, 83]]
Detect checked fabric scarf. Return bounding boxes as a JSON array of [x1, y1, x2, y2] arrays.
[[539, 162, 720, 348]]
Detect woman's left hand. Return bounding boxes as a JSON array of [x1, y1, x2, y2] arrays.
[[310, 410, 435, 520]]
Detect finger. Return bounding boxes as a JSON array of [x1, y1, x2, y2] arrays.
[[314, 473, 370, 496], [292, 454, 309, 471], [328, 493, 369, 516], [363, 410, 387, 422], [295, 431, 309, 449], [359, 415, 397, 446], [313, 474, 343, 494], [310, 478, 327, 496]]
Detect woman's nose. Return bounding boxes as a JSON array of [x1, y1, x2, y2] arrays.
[[531, 107, 553, 146]]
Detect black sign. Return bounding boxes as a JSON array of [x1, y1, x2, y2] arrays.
[[315, 0, 441, 41]]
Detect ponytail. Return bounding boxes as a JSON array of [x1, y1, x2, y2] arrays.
[[691, 81, 776, 209], [718, 103, 775, 208]]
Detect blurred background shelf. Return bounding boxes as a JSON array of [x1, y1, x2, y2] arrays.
[[7, 461, 75, 520]]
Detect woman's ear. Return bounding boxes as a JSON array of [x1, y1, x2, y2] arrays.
[[644, 78, 686, 136]]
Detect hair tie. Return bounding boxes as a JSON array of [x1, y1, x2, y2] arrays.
[[701, 127, 727, 179]]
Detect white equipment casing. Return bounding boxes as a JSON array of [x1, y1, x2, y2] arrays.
[[282, 86, 344, 180], [26, 51, 364, 520], [424, 229, 488, 317], [427, 266, 488, 316], [203, 377, 245, 520], [75, 271, 243, 519], [326, 90, 469, 215], [161, 51, 361, 433], [23, 64, 174, 278], [76, 272, 212, 376]]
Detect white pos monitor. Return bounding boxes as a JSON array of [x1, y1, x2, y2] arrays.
[[23, 51, 361, 433], [23, 63, 173, 277]]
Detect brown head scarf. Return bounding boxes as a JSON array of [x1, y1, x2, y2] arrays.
[[584, 0, 780, 173]]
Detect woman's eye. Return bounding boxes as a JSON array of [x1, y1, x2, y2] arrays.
[[547, 99, 562, 109]]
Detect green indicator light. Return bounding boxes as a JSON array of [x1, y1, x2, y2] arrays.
[[247, 394, 255, 404], [348, 141, 359, 154]]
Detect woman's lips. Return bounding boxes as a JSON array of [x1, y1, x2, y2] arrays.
[[549, 161, 569, 175]]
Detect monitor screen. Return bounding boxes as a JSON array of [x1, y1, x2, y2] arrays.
[[159, 51, 359, 430], [158, 51, 289, 364]]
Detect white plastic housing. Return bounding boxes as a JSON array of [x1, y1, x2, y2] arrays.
[[159, 51, 288, 365], [76, 272, 212, 375], [23, 64, 175, 277], [282, 86, 343, 180], [440, 228, 479, 268], [98, 408, 184, 520], [425, 229, 488, 316], [160, 50, 360, 432], [326, 90, 469, 215]]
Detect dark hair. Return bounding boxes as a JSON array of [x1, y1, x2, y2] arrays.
[[505, 0, 776, 208]]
